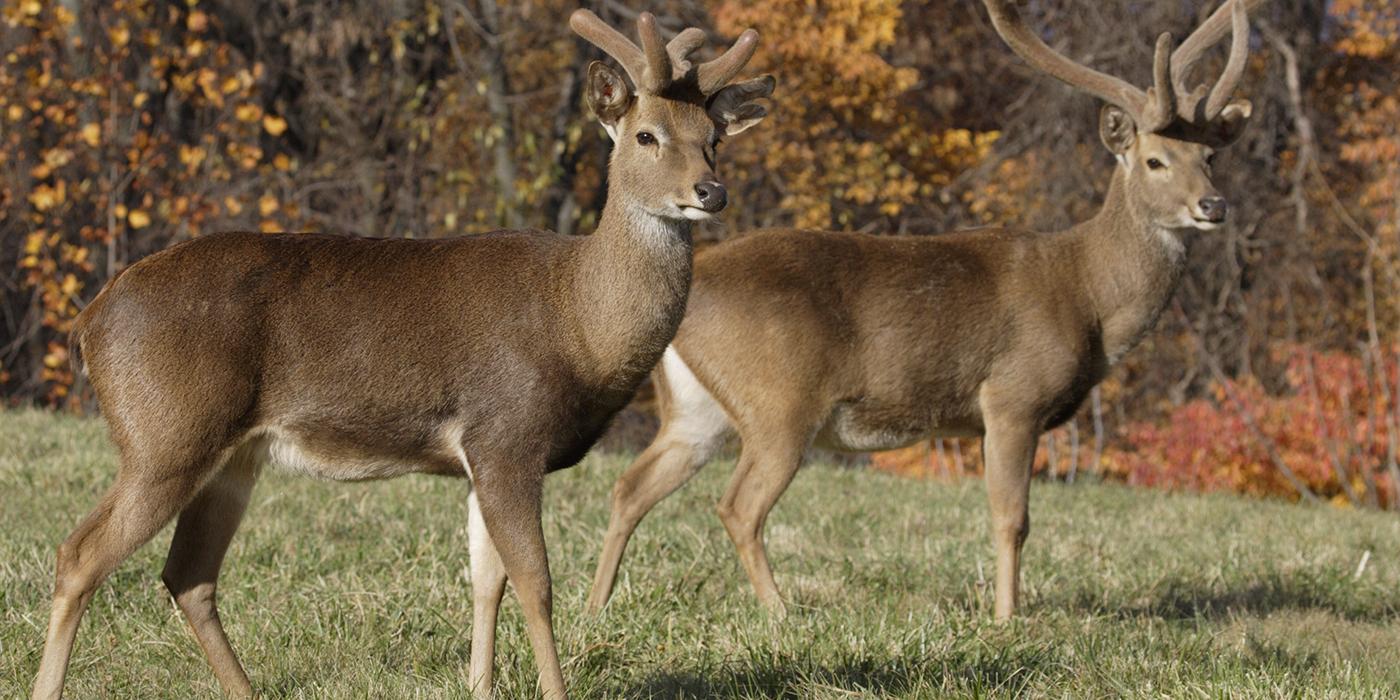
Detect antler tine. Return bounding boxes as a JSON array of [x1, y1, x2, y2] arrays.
[[636, 12, 673, 93], [982, 0, 1150, 124], [570, 9, 648, 89], [1139, 32, 1177, 131], [1204, 0, 1249, 119], [1171, 0, 1264, 99], [696, 29, 759, 96], [667, 27, 706, 80]]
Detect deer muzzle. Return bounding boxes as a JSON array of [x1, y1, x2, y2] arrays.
[[694, 181, 727, 213]]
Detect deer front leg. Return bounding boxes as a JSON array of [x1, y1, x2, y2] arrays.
[[980, 409, 1038, 621], [471, 468, 566, 700]]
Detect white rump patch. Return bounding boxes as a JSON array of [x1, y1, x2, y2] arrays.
[[660, 347, 732, 451]]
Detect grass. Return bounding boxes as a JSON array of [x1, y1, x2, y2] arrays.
[[2, 409, 1398, 698]]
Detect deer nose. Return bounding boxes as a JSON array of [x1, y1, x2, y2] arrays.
[[694, 181, 727, 212], [1198, 196, 1228, 223]]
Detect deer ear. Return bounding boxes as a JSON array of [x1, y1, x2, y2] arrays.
[[1098, 105, 1138, 155], [1211, 98, 1253, 145], [585, 61, 632, 133], [708, 75, 775, 136]]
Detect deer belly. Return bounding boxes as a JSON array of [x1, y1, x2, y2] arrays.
[[816, 402, 981, 453], [253, 427, 464, 481]]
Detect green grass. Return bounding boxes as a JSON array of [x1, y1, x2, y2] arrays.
[[2, 409, 1398, 698]]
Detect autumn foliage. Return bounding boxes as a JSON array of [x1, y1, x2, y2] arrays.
[[4, 1, 1400, 509], [1104, 345, 1400, 507], [3, 0, 299, 405]]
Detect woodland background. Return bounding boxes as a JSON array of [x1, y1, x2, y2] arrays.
[[2, 0, 1398, 509]]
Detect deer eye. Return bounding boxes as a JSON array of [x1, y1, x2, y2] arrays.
[[636, 132, 656, 146], [1146, 158, 1166, 170]]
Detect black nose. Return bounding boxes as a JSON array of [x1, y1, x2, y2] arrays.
[[1198, 196, 1228, 223], [695, 181, 727, 212]]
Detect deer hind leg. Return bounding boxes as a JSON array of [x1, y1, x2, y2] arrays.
[[160, 445, 261, 698], [588, 350, 731, 612], [715, 431, 807, 616], [980, 403, 1038, 621], [32, 448, 223, 700], [471, 468, 566, 700], [466, 490, 507, 699]]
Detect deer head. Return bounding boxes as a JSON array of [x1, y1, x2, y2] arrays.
[[985, 0, 1255, 231], [572, 10, 773, 222]]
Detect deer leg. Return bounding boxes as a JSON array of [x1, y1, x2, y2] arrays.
[[466, 490, 507, 699], [715, 438, 805, 616], [588, 427, 725, 612], [32, 463, 213, 700], [472, 471, 566, 700], [160, 452, 259, 698], [981, 411, 1038, 621]]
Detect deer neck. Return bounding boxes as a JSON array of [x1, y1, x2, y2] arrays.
[[1073, 166, 1188, 365], [566, 198, 694, 389]]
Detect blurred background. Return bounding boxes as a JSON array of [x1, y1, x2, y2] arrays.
[[2, 0, 1397, 509]]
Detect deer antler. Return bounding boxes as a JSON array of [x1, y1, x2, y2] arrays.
[[571, 10, 673, 94], [696, 29, 759, 95], [982, 0, 1174, 131], [1172, 0, 1254, 121], [667, 27, 706, 79], [571, 9, 761, 98], [984, 0, 1258, 131]]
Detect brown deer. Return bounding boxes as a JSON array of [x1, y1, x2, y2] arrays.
[[30, 10, 772, 700], [587, 0, 1260, 621]]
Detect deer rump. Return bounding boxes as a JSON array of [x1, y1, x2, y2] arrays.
[[73, 231, 647, 482]]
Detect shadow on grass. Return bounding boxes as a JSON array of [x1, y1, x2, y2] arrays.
[[1061, 573, 1400, 623], [619, 644, 1057, 699]]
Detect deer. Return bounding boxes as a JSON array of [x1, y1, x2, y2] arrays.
[[586, 0, 1261, 621], [30, 9, 773, 700]]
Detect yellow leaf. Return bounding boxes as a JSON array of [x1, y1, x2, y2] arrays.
[[258, 193, 279, 217], [7, 105, 23, 122], [273, 153, 291, 171], [60, 274, 80, 298], [179, 144, 206, 167], [187, 10, 209, 33], [21, 0, 41, 16], [24, 232, 44, 255], [28, 181, 66, 211], [224, 196, 243, 215], [259, 219, 281, 233], [128, 209, 151, 229], [80, 123, 101, 147], [109, 25, 130, 48], [235, 104, 262, 123], [43, 148, 72, 168], [262, 115, 287, 136]]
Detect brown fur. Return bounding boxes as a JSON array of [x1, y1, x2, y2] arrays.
[[31, 11, 771, 700], [587, 0, 1258, 623]]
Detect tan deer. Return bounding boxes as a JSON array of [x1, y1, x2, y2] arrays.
[[587, 0, 1260, 621], [30, 10, 772, 700]]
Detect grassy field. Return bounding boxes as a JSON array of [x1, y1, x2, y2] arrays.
[[2, 409, 1398, 698]]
